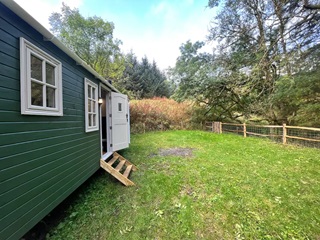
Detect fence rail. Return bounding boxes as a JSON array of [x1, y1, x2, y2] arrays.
[[205, 122, 320, 148]]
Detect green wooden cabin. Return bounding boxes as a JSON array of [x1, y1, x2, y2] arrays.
[[0, 1, 130, 239]]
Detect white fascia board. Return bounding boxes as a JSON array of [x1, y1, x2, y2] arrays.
[[0, 0, 120, 93]]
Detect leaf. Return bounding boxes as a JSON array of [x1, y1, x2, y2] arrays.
[[57, 222, 66, 230], [69, 212, 78, 218]]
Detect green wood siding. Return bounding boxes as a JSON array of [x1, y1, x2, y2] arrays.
[[0, 3, 102, 240]]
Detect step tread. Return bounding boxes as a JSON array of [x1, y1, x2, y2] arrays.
[[123, 165, 133, 178], [100, 152, 137, 186], [107, 155, 119, 166], [115, 160, 126, 171]]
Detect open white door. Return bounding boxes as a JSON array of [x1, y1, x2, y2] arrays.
[[111, 92, 130, 151]]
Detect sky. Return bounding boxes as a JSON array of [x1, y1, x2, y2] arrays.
[[14, 0, 216, 70]]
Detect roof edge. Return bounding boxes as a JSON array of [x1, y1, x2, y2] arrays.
[[0, 0, 120, 93]]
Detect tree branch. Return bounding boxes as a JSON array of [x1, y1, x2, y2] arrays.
[[304, 0, 320, 10]]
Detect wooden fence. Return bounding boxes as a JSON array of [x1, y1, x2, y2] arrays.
[[205, 122, 320, 148]]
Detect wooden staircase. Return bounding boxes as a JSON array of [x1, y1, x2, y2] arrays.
[[100, 152, 137, 186]]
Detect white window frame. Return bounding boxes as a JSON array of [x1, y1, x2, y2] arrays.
[[85, 78, 99, 132], [20, 37, 63, 116]]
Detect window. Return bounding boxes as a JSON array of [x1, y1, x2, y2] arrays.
[[20, 38, 63, 116], [85, 78, 99, 132], [118, 103, 122, 112]]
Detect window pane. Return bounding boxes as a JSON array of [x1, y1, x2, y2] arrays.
[[88, 85, 91, 98], [46, 63, 55, 85], [46, 87, 55, 108], [93, 114, 96, 126], [92, 88, 95, 99], [88, 114, 92, 126], [31, 55, 42, 81], [31, 81, 43, 106], [93, 101, 96, 113], [88, 100, 92, 112]]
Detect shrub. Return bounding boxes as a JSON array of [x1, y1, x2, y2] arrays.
[[130, 98, 193, 133]]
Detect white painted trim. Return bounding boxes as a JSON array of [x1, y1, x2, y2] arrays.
[[99, 84, 103, 156], [20, 37, 63, 116], [1, 0, 120, 93], [100, 84, 112, 153], [85, 78, 99, 132], [107, 91, 112, 152], [101, 152, 113, 161], [128, 101, 131, 144]]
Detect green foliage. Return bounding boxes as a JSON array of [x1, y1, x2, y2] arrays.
[[170, 0, 320, 126], [171, 41, 251, 122], [130, 98, 192, 133], [49, 4, 173, 98], [49, 3, 124, 82], [47, 131, 320, 239], [122, 53, 174, 99]]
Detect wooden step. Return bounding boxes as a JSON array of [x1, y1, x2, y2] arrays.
[[115, 160, 126, 171], [107, 155, 119, 166], [114, 152, 138, 171], [100, 152, 137, 186], [123, 165, 133, 178]]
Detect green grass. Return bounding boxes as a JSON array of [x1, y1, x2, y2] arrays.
[[48, 130, 320, 239]]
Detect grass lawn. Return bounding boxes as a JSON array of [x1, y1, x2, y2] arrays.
[[47, 130, 320, 239]]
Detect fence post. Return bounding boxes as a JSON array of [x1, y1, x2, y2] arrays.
[[219, 122, 222, 134], [243, 123, 247, 138], [212, 122, 214, 132], [282, 124, 287, 144]]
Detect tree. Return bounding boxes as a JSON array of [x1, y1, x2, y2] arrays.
[[303, 0, 320, 10], [170, 40, 251, 122], [170, 0, 320, 126], [206, 0, 320, 125], [49, 3, 125, 83], [122, 53, 173, 99]]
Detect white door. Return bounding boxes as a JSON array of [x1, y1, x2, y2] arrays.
[[111, 92, 130, 151]]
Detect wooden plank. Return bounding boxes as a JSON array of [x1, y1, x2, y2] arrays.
[[224, 123, 283, 128], [222, 123, 243, 126], [0, 151, 99, 229], [2, 161, 99, 240], [114, 152, 138, 171], [0, 127, 82, 146], [286, 126, 320, 131], [0, 138, 99, 192], [123, 165, 133, 179], [1, 147, 99, 209], [0, 130, 91, 159], [246, 131, 281, 137], [283, 124, 287, 144], [247, 124, 282, 128], [107, 155, 119, 166], [100, 160, 135, 186], [223, 129, 244, 133], [286, 135, 320, 142], [0, 74, 19, 90], [115, 160, 126, 172], [0, 86, 19, 101]]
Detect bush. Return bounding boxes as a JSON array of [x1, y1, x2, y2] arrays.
[[130, 98, 193, 133]]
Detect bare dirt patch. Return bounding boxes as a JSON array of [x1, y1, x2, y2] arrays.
[[158, 147, 195, 157]]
